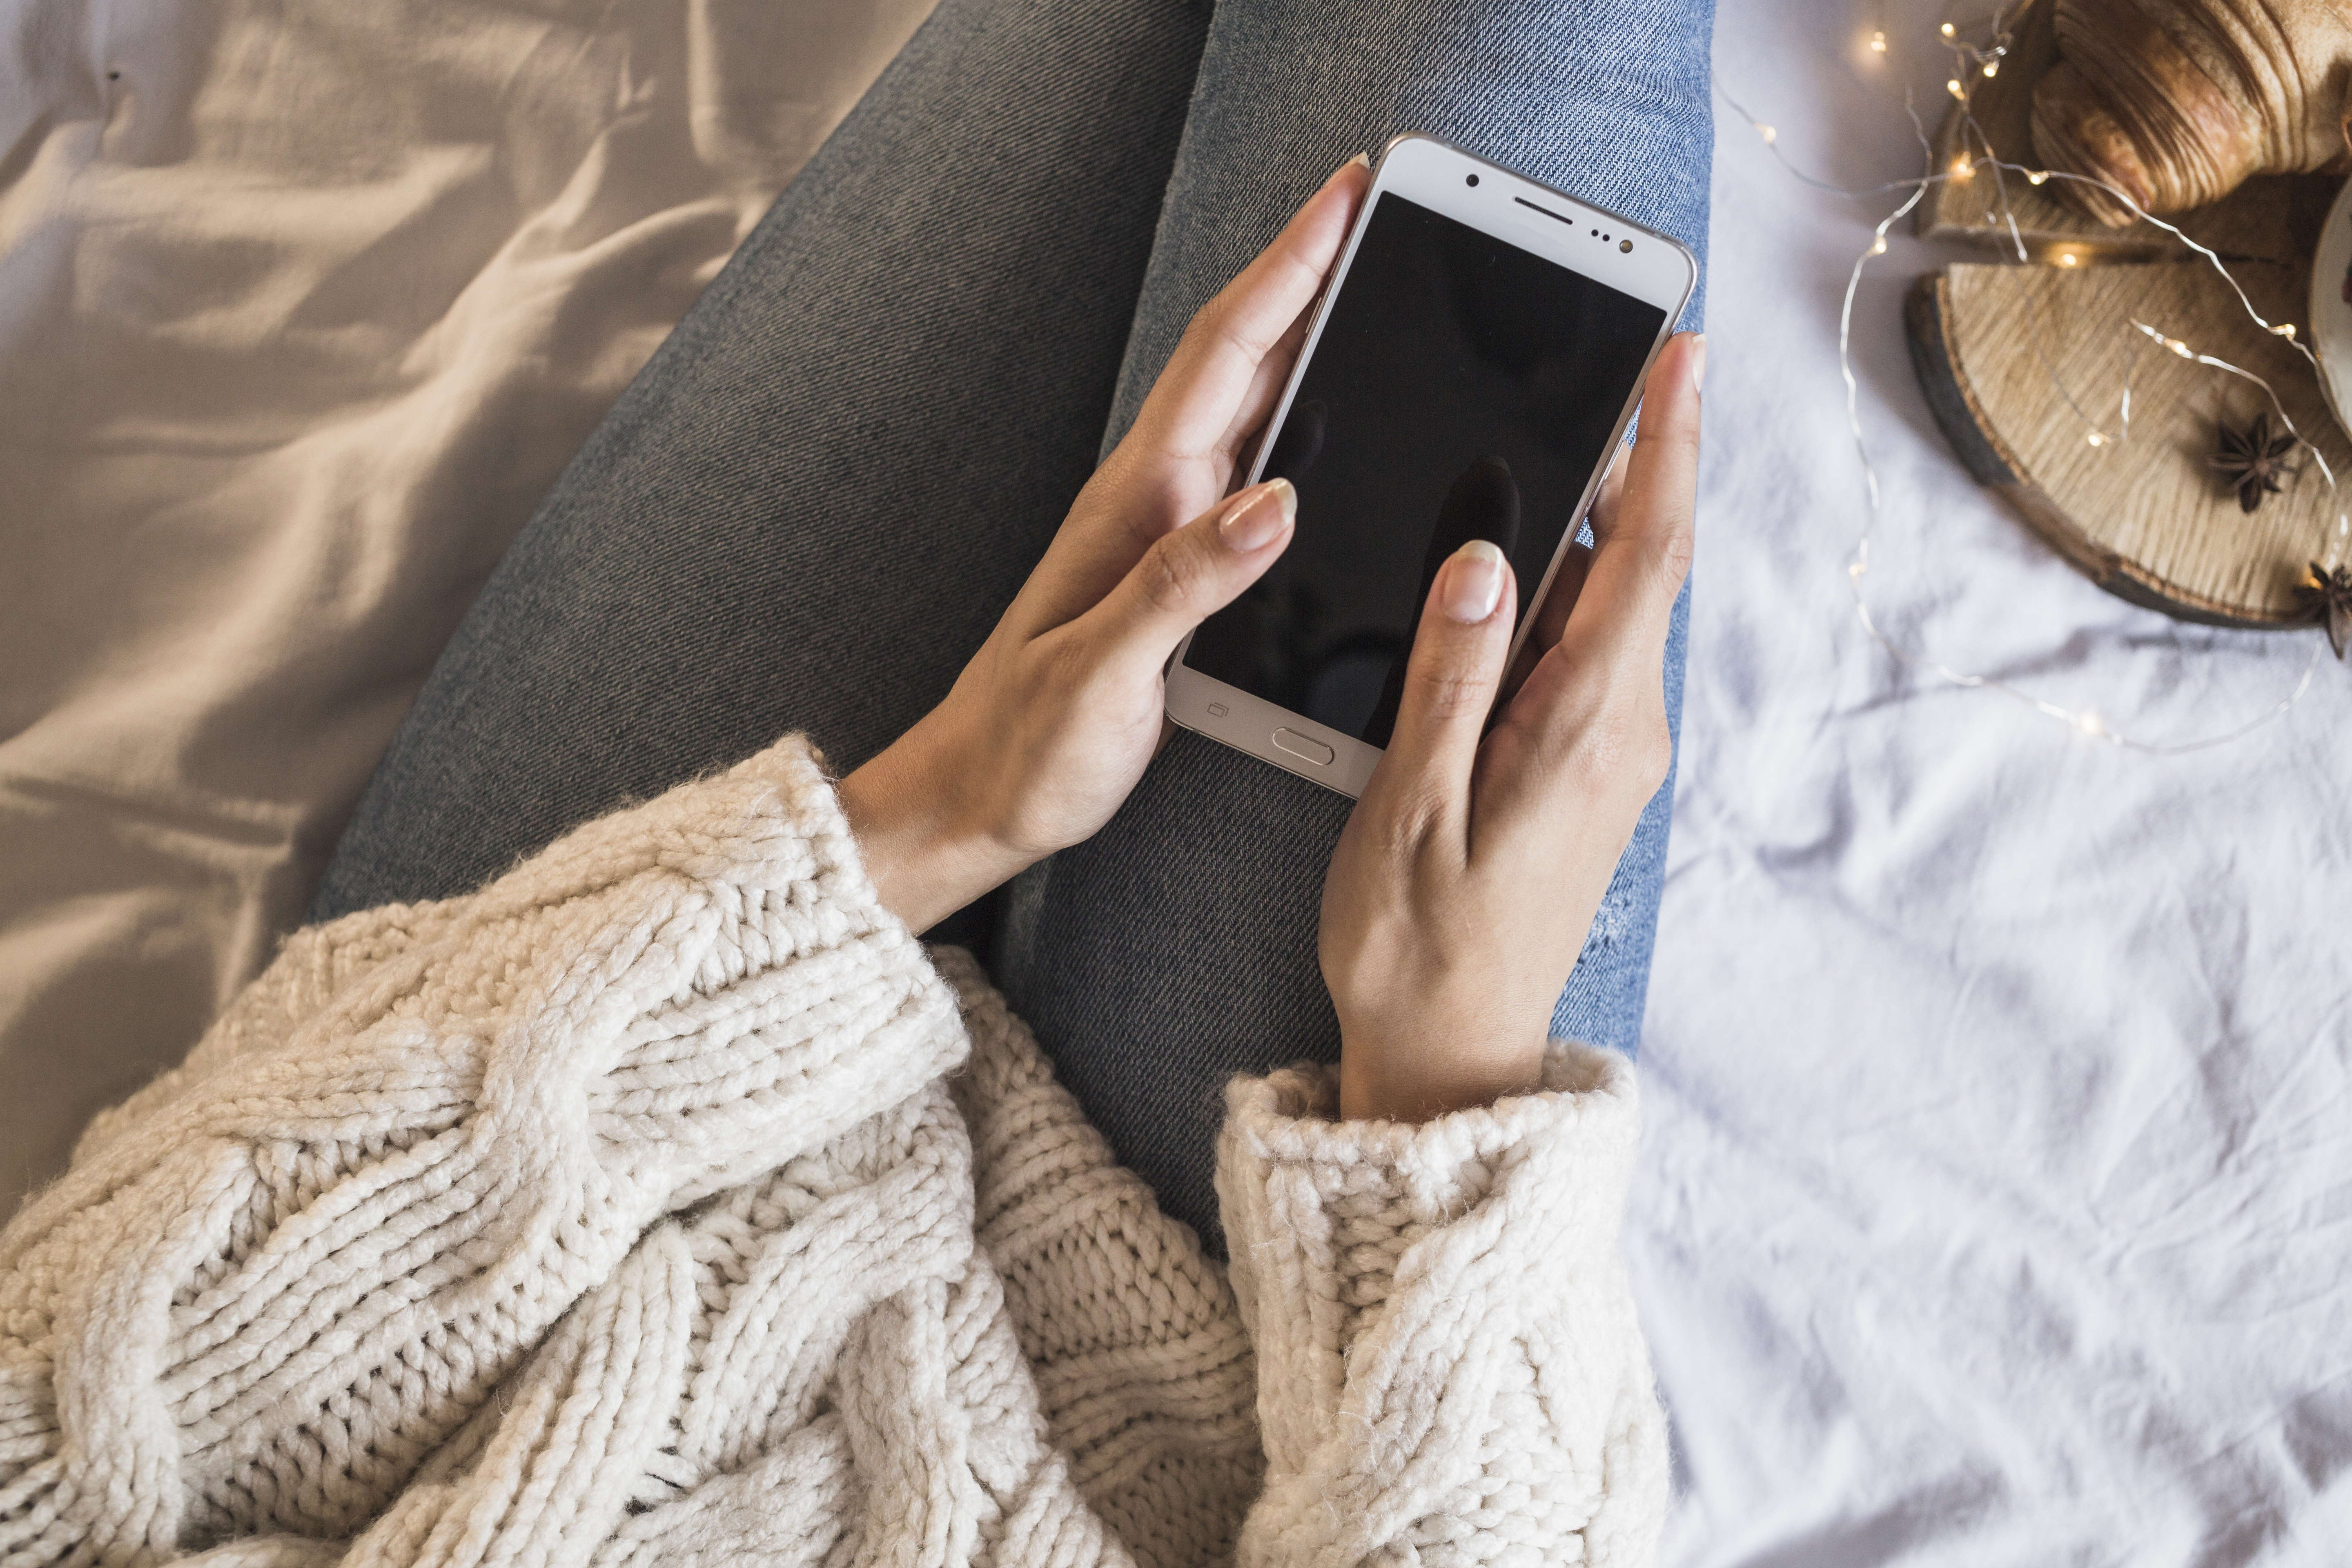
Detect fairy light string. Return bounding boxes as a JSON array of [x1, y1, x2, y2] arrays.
[[1722, 9, 2338, 753]]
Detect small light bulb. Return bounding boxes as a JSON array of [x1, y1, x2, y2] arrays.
[[1870, 29, 1888, 52], [1940, 20, 1957, 37], [1950, 156, 1973, 180], [2274, 323, 2297, 340], [2170, 339, 2194, 359], [1982, 60, 1999, 76], [1849, 560, 1868, 578], [1947, 78, 1966, 99], [2074, 710, 2106, 737], [2057, 252, 2079, 267], [1869, 236, 1888, 256], [2026, 169, 2049, 185], [1756, 122, 1777, 145], [2086, 430, 2106, 447]]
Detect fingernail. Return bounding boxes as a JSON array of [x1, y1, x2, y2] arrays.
[[1330, 151, 1369, 180], [1220, 479, 1295, 551], [1688, 333, 1707, 393], [1441, 539, 1506, 622]]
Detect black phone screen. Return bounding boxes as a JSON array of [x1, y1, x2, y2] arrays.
[[1180, 191, 1668, 748]]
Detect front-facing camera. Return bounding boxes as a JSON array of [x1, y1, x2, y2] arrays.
[[1465, 173, 1480, 187]]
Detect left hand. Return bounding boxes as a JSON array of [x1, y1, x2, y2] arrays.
[[838, 155, 1372, 932]]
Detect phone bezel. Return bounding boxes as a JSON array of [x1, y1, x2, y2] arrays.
[[1163, 132, 1697, 798]]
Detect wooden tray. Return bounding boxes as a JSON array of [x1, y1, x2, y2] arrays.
[[1905, 0, 2344, 627]]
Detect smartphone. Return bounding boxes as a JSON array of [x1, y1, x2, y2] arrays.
[[1163, 134, 1696, 797]]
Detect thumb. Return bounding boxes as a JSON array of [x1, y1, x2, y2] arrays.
[[1370, 539, 1516, 832], [1081, 479, 1295, 672]]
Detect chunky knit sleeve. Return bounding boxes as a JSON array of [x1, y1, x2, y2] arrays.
[[1216, 1043, 1667, 1566], [0, 736, 967, 1566]]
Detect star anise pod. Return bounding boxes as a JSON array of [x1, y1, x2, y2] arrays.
[[2210, 412, 2299, 513], [2300, 561, 2352, 660]]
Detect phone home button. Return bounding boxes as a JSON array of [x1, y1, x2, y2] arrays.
[[1271, 728, 1335, 767]]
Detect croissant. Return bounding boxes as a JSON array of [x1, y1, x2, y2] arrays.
[[2029, 0, 2352, 225]]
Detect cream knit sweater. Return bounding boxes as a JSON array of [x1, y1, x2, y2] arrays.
[[0, 737, 1666, 1568]]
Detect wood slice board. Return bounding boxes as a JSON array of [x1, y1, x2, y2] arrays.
[[1901, 0, 2345, 626], [1907, 259, 2347, 626], [1913, 0, 2333, 264]]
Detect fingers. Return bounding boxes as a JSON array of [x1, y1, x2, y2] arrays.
[[1486, 332, 1697, 835], [1368, 540, 1518, 847], [1133, 155, 1371, 475], [1076, 479, 1296, 678], [1501, 446, 1620, 699], [1547, 446, 1624, 646], [1001, 155, 1369, 644], [1550, 332, 1702, 691]]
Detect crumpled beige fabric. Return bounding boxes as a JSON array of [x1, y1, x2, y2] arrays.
[[0, 0, 938, 1218]]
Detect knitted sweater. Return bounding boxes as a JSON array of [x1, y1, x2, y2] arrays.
[[0, 737, 1666, 1568]]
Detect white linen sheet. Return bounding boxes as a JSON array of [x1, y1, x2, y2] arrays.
[[2, 0, 2348, 1561], [1641, 4, 2352, 1563]]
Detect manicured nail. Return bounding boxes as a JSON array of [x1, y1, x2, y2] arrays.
[[1441, 539, 1506, 622], [1330, 151, 1368, 182], [1220, 479, 1295, 551], [1688, 333, 1707, 393]]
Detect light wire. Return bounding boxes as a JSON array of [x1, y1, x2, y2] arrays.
[[1721, 9, 2338, 754]]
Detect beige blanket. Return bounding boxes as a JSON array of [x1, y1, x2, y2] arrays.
[[0, 0, 936, 1216]]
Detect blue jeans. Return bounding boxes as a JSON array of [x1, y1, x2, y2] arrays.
[[312, 0, 1713, 1252]]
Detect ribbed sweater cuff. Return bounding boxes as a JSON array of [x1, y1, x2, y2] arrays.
[[1214, 1043, 1660, 1563], [1225, 1038, 1624, 1161], [1216, 1041, 1637, 1252]]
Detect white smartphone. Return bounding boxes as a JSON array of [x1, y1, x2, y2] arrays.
[[1164, 134, 1696, 797]]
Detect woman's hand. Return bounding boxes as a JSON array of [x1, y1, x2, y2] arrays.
[[1321, 332, 1704, 1123], [838, 156, 1372, 932]]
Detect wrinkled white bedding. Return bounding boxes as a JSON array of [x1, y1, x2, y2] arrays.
[[1639, 4, 2352, 1563], [2, 0, 2348, 1560]]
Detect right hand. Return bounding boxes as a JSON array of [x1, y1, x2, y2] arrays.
[[1319, 331, 1704, 1123]]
